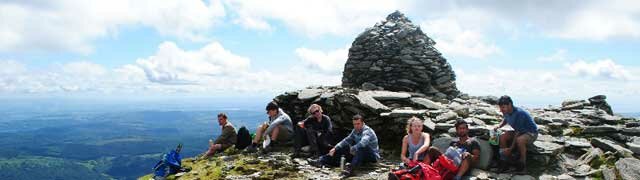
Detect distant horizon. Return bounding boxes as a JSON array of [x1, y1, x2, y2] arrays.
[[2, 94, 638, 114]]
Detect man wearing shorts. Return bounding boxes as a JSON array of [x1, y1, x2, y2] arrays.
[[245, 101, 293, 152], [493, 95, 538, 174]]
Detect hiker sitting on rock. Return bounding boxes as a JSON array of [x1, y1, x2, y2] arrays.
[[447, 119, 481, 180], [310, 114, 380, 177], [400, 116, 431, 165], [493, 95, 538, 174], [245, 101, 293, 152], [293, 104, 334, 157], [202, 113, 237, 158]]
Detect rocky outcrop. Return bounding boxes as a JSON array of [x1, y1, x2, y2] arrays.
[[341, 11, 460, 99]]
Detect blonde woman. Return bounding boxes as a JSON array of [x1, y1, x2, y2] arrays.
[[400, 116, 431, 165]]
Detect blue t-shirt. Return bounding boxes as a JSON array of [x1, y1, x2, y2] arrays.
[[504, 107, 538, 134]]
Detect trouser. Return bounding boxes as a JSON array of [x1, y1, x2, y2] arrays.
[[293, 126, 333, 154], [319, 145, 378, 167]]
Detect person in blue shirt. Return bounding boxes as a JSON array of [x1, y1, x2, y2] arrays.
[[493, 95, 538, 174], [310, 114, 380, 177]]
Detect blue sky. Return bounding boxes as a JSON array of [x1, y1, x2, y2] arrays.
[[1, 0, 639, 112]]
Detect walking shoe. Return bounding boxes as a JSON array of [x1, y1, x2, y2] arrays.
[[301, 145, 312, 152], [340, 164, 353, 177], [244, 145, 258, 153], [308, 158, 324, 168]]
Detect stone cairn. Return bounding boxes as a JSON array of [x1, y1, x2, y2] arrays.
[[341, 11, 460, 100], [271, 11, 640, 179]]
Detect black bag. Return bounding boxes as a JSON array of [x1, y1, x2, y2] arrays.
[[236, 126, 251, 150]]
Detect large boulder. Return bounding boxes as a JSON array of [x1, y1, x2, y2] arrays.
[[588, 95, 613, 115], [591, 138, 633, 157], [341, 11, 460, 99], [615, 158, 640, 180]]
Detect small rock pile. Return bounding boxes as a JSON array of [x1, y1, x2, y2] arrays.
[[341, 11, 460, 100]]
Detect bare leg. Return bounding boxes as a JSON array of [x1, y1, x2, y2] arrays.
[[456, 156, 472, 177], [253, 124, 267, 144], [516, 134, 531, 164], [499, 131, 514, 149], [270, 125, 281, 141]]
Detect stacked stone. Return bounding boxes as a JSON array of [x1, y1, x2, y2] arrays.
[[341, 11, 460, 100], [274, 86, 640, 178]]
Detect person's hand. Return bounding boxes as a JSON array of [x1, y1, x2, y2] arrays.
[[493, 126, 499, 131], [502, 148, 512, 156], [350, 146, 356, 155], [412, 154, 419, 161], [298, 121, 304, 128], [402, 157, 411, 165], [461, 152, 472, 160], [329, 148, 336, 156]]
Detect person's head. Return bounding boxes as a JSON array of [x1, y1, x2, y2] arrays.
[[405, 116, 424, 135], [266, 101, 279, 118], [498, 95, 514, 114], [217, 113, 228, 126], [308, 104, 323, 119], [352, 114, 364, 132], [424, 147, 442, 164], [454, 119, 469, 138], [176, 143, 183, 153]]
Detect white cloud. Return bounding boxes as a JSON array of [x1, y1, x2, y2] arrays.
[[537, 49, 568, 62], [295, 46, 348, 74], [0, 0, 225, 53], [547, 1, 640, 40], [135, 41, 251, 85], [420, 18, 501, 59], [456, 66, 640, 109], [566, 59, 633, 80], [223, 0, 404, 37]]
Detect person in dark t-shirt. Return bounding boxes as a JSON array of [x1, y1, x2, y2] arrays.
[[447, 120, 481, 180]]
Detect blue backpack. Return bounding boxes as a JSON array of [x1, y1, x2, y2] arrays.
[[152, 149, 182, 177]]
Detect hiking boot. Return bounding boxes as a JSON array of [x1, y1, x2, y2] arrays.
[[340, 164, 353, 177], [244, 145, 258, 153], [387, 172, 399, 180], [308, 158, 324, 168], [514, 162, 527, 175], [301, 145, 312, 152]]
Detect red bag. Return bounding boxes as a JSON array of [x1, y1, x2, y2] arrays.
[[432, 155, 458, 180]]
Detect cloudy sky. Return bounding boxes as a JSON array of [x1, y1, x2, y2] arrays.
[[1, 0, 639, 112]]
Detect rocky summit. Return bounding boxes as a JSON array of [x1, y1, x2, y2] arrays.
[[140, 11, 640, 180], [342, 11, 460, 100]]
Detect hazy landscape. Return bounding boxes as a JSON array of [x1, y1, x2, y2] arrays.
[[0, 98, 267, 180]]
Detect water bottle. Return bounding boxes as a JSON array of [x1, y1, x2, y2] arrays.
[[340, 156, 346, 170], [209, 139, 214, 146]]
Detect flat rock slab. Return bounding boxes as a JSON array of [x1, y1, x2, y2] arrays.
[[532, 141, 564, 156], [361, 90, 411, 100], [298, 89, 324, 100], [410, 97, 445, 110], [582, 125, 620, 134], [615, 158, 640, 180], [382, 109, 428, 118], [591, 138, 633, 157], [356, 92, 390, 111]]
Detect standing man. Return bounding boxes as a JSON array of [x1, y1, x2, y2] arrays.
[[493, 95, 538, 173], [310, 114, 380, 177], [202, 113, 237, 158], [293, 104, 334, 157], [245, 101, 293, 152], [450, 120, 481, 180]]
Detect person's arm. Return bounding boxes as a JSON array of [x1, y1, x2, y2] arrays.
[[413, 133, 431, 160], [353, 129, 375, 150], [336, 130, 355, 149], [401, 136, 410, 164], [324, 116, 333, 134], [494, 118, 506, 130]]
